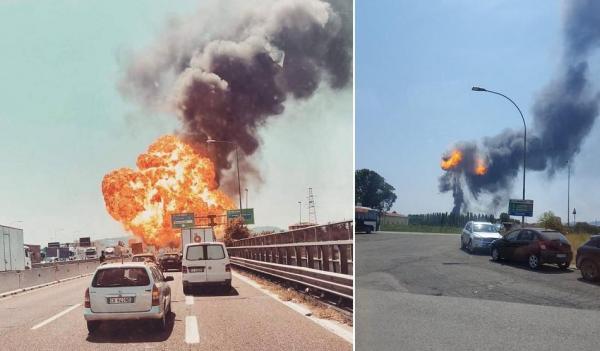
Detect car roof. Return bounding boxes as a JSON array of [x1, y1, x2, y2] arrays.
[[96, 262, 152, 270]]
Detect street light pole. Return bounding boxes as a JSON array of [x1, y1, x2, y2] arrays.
[[245, 188, 248, 209], [298, 201, 302, 224], [567, 161, 571, 227], [206, 139, 243, 217], [472, 86, 527, 227]]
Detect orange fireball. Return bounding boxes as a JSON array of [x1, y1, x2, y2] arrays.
[[474, 159, 488, 176], [102, 135, 235, 248], [441, 150, 463, 170]]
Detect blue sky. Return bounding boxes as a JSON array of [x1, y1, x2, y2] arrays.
[[0, 1, 353, 244], [356, 0, 600, 223]]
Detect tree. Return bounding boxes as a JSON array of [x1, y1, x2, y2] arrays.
[[223, 217, 251, 246], [355, 169, 397, 211], [538, 211, 563, 231]]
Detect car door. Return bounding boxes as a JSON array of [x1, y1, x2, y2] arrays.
[[513, 230, 535, 262], [205, 244, 228, 282], [500, 230, 520, 259], [151, 266, 170, 306]]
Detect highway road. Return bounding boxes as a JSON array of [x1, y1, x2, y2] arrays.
[[356, 231, 600, 351], [0, 269, 351, 351]]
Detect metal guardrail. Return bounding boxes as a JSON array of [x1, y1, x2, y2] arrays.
[[227, 221, 353, 300]]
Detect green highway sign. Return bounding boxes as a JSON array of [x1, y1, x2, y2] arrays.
[[508, 199, 534, 217], [227, 208, 255, 225], [171, 213, 195, 228]]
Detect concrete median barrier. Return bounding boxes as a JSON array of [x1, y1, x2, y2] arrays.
[[0, 271, 22, 293]]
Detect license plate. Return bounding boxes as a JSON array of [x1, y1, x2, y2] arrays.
[[190, 267, 204, 273], [108, 297, 133, 304], [556, 254, 566, 258]]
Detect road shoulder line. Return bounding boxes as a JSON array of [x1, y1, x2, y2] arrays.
[[31, 303, 81, 330], [233, 271, 353, 344]]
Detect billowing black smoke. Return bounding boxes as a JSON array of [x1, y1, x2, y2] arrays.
[[440, 0, 600, 214], [120, 0, 352, 188]]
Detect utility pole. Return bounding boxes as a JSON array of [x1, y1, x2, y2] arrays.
[[567, 161, 571, 227]]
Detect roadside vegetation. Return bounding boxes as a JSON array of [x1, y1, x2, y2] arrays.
[[380, 223, 461, 234]]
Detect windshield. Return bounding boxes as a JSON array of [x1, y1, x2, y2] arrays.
[[92, 267, 150, 287], [472, 224, 498, 233]]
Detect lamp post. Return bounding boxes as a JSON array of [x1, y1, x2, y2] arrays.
[[298, 201, 302, 224], [472, 86, 527, 227], [206, 139, 243, 216], [245, 188, 248, 209], [567, 161, 571, 227]]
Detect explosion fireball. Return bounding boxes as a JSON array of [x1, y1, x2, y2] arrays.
[[102, 135, 235, 248]]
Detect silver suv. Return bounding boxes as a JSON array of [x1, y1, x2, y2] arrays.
[[84, 262, 173, 333]]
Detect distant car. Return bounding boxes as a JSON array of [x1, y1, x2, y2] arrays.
[[132, 253, 157, 264], [84, 262, 173, 333], [576, 235, 600, 281], [490, 228, 572, 270], [461, 221, 502, 253], [159, 253, 182, 272], [182, 242, 231, 294]]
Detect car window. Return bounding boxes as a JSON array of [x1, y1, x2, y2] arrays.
[[150, 267, 162, 282], [540, 231, 569, 243], [505, 230, 519, 241], [92, 267, 150, 287], [465, 223, 472, 231], [206, 245, 225, 260], [472, 223, 497, 233], [186, 245, 206, 260], [517, 230, 534, 241]]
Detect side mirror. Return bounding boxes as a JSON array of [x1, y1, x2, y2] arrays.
[[164, 276, 174, 282]]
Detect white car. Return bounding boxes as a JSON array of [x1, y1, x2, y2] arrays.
[[84, 262, 173, 333], [182, 242, 231, 294], [461, 221, 502, 253]]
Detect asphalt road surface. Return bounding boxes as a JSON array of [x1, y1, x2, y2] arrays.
[[0, 269, 351, 351], [357, 231, 600, 351]]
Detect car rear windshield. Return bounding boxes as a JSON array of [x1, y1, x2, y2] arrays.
[[540, 231, 569, 242], [473, 224, 497, 233], [186, 244, 225, 260], [92, 267, 150, 287]]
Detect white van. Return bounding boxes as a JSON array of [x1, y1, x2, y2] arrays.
[[182, 242, 231, 294]]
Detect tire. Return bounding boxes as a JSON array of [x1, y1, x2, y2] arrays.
[[366, 227, 372, 234], [223, 281, 232, 293], [183, 286, 191, 295], [466, 239, 474, 254], [491, 247, 501, 261], [86, 321, 100, 334], [155, 307, 167, 331], [557, 262, 569, 270], [528, 254, 540, 270], [580, 260, 600, 281], [460, 236, 466, 250]]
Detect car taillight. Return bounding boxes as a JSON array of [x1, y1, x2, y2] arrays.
[[152, 284, 160, 306], [225, 264, 231, 272], [182, 265, 188, 273], [84, 288, 90, 308], [540, 242, 547, 250]]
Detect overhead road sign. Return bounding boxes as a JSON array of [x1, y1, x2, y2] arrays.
[[227, 209, 255, 225], [508, 199, 533, 217], [171, 213, 195, 228]]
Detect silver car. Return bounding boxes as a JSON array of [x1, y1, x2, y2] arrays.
[[461, 221, 502, 253], [84, 262, 173, 333]]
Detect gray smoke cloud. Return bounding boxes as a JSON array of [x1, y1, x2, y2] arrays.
[[119, 0, 352, 188], [440, 0, 600, 214]]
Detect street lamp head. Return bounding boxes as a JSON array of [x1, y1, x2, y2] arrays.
[[471, 86, 486, 92]]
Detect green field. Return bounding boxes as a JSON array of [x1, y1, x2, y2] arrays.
[[380, 224, 462, 234]]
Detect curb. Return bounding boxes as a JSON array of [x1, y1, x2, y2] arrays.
[[0, 273, 94, 299]]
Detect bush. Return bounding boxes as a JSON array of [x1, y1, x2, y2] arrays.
[[538, 211, 563, 231], [223, 217, 250, 246]]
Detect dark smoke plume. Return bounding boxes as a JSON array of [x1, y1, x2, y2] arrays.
[[120, 0, 352, 188], [440, 0, 600, 214]]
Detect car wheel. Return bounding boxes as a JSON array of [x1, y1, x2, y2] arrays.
[[223, 281, 232, 293], [460, 236, 466, 249], [183, 286, 191, 295], [557, 262, 569, 270], [528, 254, 540, 270], [86, 321, 100, 334], [155, 308, 167, 331], [466, 240, 474, 253], [491, 247, 501, 261], [366, 227, 372, 234], [580, 260, 600, 281]]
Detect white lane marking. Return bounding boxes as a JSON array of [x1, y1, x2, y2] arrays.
[[31, 303, 81, 330], [185, 315, 200, 344], [233, 272, 354, 344], [185, 295, 194, 305]]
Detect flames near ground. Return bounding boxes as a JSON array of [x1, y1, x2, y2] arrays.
[[102, 135, 234, 248]]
